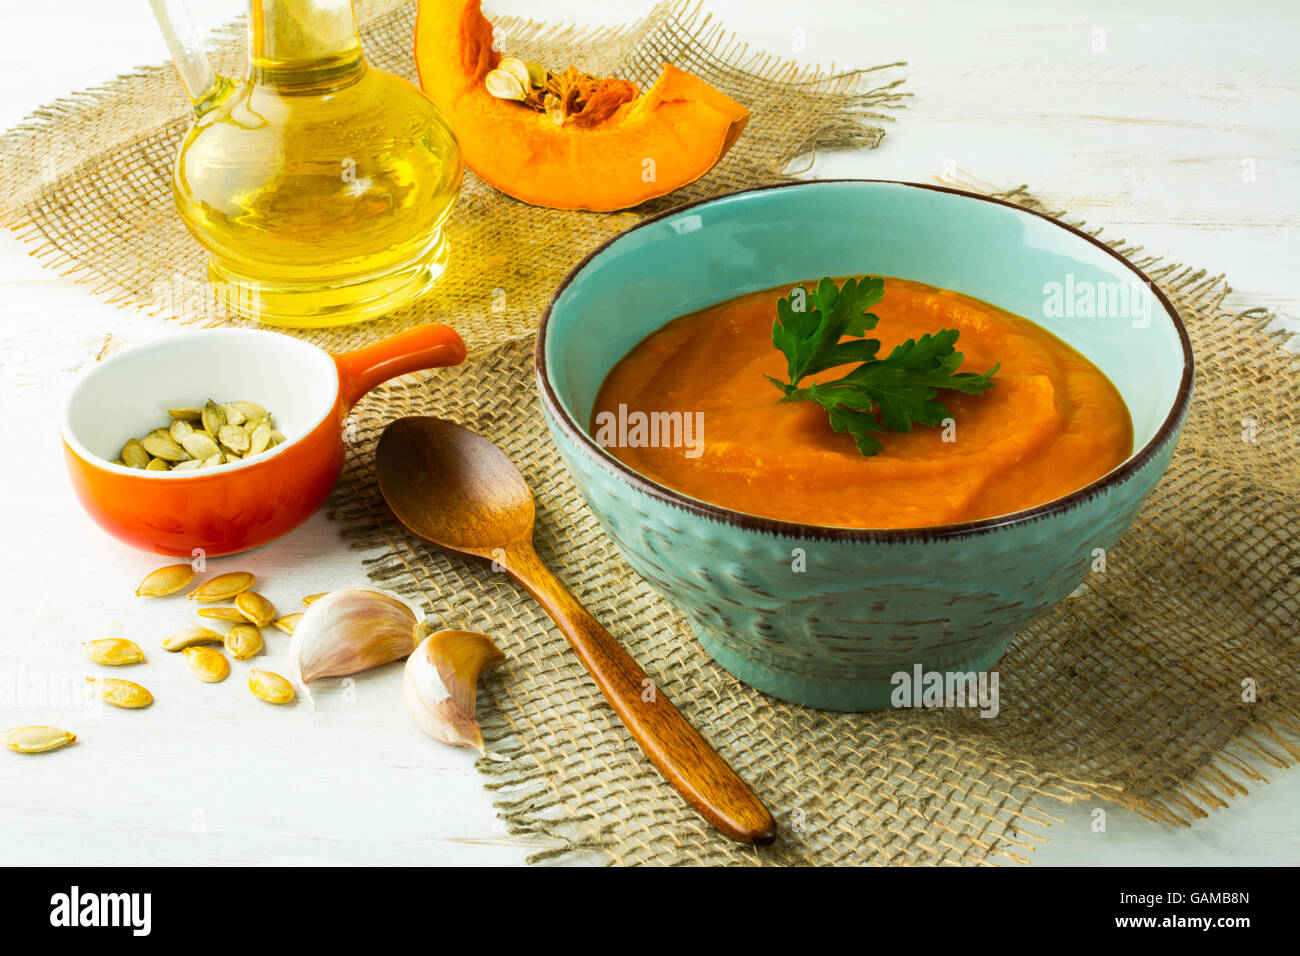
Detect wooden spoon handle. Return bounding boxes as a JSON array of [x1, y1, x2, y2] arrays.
[[504, 545, 777, 845]]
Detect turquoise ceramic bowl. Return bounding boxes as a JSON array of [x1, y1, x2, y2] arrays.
[[536, 180, 1193, 711]]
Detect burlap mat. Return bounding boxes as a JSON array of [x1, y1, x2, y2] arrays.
[[4, 1, 1297, 865]]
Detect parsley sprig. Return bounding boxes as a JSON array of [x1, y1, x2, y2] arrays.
[[765, 276, 999, 455]]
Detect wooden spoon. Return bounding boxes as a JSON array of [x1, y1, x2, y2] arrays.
[[375, 416, 777, 846]]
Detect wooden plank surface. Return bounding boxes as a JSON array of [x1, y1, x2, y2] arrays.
[[0, 0, 1295, 866]]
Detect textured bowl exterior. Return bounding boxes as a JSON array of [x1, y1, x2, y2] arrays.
[[538, 180, 1193, 711], [545, 413, 1180, 710]]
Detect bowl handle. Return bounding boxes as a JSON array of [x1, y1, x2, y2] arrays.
[[334, 323, 468, 410]]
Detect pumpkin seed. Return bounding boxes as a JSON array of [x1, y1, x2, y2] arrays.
[[524, 61, 547, 87], [3, 726, 76, 754], [161, 623, 224, 651], [302, 593, 327, 606], [183, 646, 229, 682], [201, 399, 227, 437], [230, 401, 268, 421], [235, 592, 276, 627], [146, 457, 170, 471], [486, 68, 527, 101], [218, 424, 250, 454], [201, 453, 224, 468], [86, 676, 152, 709], [121, 438, 150, 469], [187, 571, 255, 602], [248, 669, 295, 705], [180, 430, 220, 460], [82, 638, 144, 666], [169, 419, 194, 443], [141, 430, 191, 462], [247, 422, 272, 456], [222, 403, 246, 426], [169, 407, 203, 422], [225, 624, 263, 660], [273, 612, 302, 634], [172, 459, 203, 471], [268, 430, 287, 447], [136, 564, 195, 597], [197, 606, 247, 623]]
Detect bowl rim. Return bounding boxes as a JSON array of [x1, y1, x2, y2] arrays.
[[60, 328, 340, 481], [536, 178, 1195, 543]]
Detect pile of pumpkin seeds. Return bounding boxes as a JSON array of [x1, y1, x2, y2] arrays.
[[4, 565, 321, 755], [114, 400, 287, 472]]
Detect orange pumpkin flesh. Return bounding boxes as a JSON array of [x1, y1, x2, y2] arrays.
[[415, 0, 750, 211]]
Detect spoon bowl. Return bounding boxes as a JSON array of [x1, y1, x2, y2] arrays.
[[377, 417, 534, 555]]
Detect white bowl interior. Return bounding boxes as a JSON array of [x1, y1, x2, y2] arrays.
[[62, 329, 339, 477]]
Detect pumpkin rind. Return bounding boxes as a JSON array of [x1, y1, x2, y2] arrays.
[[415, 0, 750, 211]]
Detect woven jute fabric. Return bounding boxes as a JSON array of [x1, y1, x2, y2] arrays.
[[3, 1, 1297, 865], [0, 0, 905, 356]]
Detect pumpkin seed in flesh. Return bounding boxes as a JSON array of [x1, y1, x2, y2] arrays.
[[141, 431, 191, 462], [136, 563, 195, 597], [197, 606, 247, 623], [86, 676, 152, 709], [161, 623, 224, 651], [83, 638, 144, 666], [187, 571, 255, 602], [486, 68, 527, 101], [273, 612, 302, 634], [121, 439, 150, 469], [3, 726, 76, 754], [235, 592, 276, 627], [248, 669, 295, 705], [225, 624, 263, 660], [183, 646, 230, 682]]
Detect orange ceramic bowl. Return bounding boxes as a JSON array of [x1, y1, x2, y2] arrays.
[[60, 324, 465, 557]]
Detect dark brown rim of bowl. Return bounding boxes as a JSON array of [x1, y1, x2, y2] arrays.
[[535, 179, 1195, 544]]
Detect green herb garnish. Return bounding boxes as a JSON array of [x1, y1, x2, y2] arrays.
[[765, 276, 999, 455]]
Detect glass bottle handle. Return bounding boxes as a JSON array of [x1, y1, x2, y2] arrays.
[[148, 0, 234, 116]]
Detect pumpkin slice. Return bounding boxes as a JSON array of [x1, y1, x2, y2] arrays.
[[415, 0, 750, 211]]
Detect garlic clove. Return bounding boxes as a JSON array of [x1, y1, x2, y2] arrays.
[[403, 629, 505, 754], [287, 587, 427, 703]]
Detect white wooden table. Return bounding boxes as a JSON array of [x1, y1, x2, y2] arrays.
[[1, 0, 1295, 866]]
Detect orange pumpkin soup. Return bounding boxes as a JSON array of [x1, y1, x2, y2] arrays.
[[591, 277, 1133, 529]]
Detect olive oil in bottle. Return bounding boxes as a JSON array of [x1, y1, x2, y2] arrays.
[[156, 0, 462, 326]]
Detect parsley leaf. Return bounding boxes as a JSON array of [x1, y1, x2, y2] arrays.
[[766, 277, 999, 456]]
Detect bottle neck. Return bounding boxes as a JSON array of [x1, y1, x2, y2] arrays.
[[249, 0, 364, 91]]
